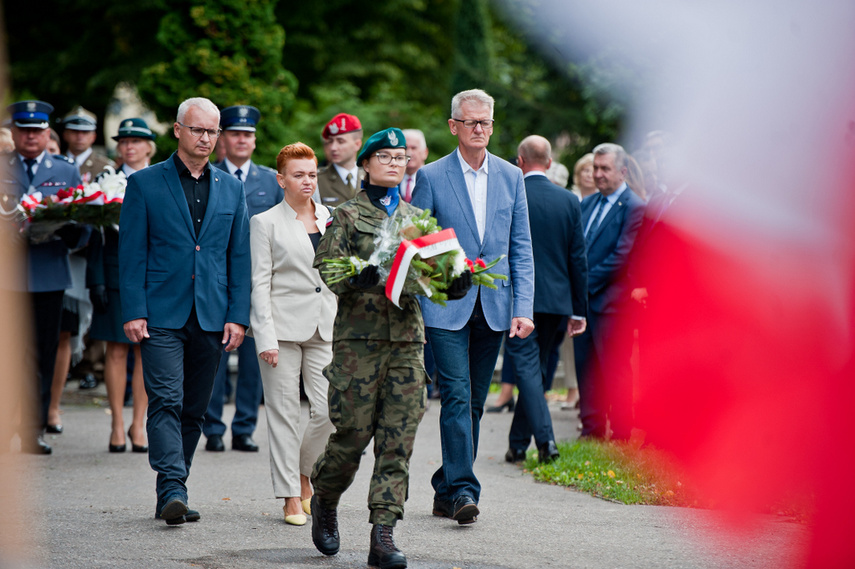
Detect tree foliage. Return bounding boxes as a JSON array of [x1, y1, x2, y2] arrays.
[[136, 0, 297, 164]]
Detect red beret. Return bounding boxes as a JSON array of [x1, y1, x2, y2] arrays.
[[322, 113, 362, 139]]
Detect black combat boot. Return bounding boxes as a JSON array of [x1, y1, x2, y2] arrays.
[[310, 495, 339, 555], [368, 524, 407, 569]]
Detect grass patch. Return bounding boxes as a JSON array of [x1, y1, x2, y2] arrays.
[[523, 439, 701, 506]]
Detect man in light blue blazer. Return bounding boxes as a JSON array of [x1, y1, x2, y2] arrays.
[[119, 97, 251, 525], [411, 89, 535, 524], [574, 143, 645, 441], [203, 105, 283, 454]]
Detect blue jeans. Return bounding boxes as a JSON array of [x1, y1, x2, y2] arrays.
[[203, 337, 262, 438], [426, 301, 504, 503], [141, 308, 222, 503]]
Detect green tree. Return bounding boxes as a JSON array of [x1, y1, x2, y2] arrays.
[[449, 0, 494, 96], [137, 0, 297, 164]]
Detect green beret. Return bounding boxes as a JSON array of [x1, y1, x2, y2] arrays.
[[357, 127, 407, 166]]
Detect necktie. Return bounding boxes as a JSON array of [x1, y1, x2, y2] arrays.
[[586, 195, 608, 242], [404, 176, 414, 202], [25, 158, 37, 183], [235, 168, 243, 181], [346, 172, 354, 190]]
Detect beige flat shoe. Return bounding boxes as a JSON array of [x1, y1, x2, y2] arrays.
[[301, 498, 312, 516], [284, 512, 307, 526]]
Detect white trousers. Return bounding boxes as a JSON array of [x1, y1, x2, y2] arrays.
[[259, 329, 335, 497]]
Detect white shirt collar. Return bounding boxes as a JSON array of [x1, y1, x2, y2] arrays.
[[523, 170, 548, 179], [224, 158, 251, 176], [455, 147, 489, 175], [333, 163, 358, 185], [67, 147, 93, 166], [19, 150, 47, 165], [603, 182, 627, 203]]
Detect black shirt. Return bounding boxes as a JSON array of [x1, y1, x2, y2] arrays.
[[173, 154, 211, 236]]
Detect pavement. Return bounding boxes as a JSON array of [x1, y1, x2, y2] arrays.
[[3, 382, 807, 569]]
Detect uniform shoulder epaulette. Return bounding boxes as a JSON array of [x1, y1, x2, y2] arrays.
[[52, 154, 74, 164], [257, 164, 277, 174]]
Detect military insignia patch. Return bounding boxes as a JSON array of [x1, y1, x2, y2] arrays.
[[388, 131, 398, 146], [27, 102, 36, 112], [380, 195, 392, 206], [325, 216, 334, 227], [125, 120, 133, 128], [238, 107, 249, 117]]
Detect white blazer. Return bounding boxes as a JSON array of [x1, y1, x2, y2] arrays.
[[249, 199, 337, 353]]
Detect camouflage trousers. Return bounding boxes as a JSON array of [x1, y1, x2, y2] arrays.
[[311, 339, 427, 526]]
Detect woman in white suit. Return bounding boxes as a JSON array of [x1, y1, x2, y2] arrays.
[[250, 142, 337, 526]]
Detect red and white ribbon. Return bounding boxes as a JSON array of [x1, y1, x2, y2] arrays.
[[386, 228, 460, 308]]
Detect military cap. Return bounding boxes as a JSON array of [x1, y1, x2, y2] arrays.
[[322, 113, 362, 139], [112, 117, 156, 141], [357, 127, 407, 166], [8, 100, 54, 129], [62, 106, 98, 131], [220, 105, 260, 132]]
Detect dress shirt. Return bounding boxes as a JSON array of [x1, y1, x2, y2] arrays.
[[224, 158, 251, 180], [67, 147, 93, 168], [584, 182, 626, 236], [173, 154, 211, 237], [456, 148, 489, 243], [19, 151, 46, 180], [333, 163, 358, 189], [401, 172, 417, 202]]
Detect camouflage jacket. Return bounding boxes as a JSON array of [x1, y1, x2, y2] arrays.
[[313, 192, 425, 343]]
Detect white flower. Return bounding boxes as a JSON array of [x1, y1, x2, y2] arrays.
[[450, 248, 467, 278]]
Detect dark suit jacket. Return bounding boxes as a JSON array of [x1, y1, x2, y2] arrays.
[[581, 186, 645, 314], [2, 151, 83, 292], [213, 160, 282, 218], [524, 173, 588, 318], [118, 153, 251, 332]]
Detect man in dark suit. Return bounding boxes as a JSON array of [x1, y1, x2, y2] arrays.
[[203, 105, 282, 454], [503, 135, 588, 464], [574, 143, 645, 441], [317, 113, 363, 208], [1, 100, 83, 455], [119, 97, 251, 524], [412, 88, 535, 524]]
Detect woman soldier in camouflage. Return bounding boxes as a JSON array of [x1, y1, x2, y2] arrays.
[[309, 128, 469, 569]]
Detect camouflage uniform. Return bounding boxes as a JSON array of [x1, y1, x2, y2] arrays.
[[311, 192, 428, 527]]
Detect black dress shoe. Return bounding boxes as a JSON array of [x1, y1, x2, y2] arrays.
[[431, 497, 453, 518], [485, 397, 515, 413], [368, 524, 407, 569], [46, 424, 63, 434], [159, 495, 188, 525], [185, 509, 200, 522], [22, 435, 52, 455], [311, 495, 340, 556], [109, 442, 127, 453], [452, 495, 479, 525], [78, 373, 97, 390], [232, 434, 259, 452], [505, 447, 527, 463], [538, 440, 560, 463], [205, 434, 225, 452]]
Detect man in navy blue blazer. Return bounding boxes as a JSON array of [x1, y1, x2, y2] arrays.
[[412, 89, 535, 524], [574, 143, 645, 441], [2, 100, 83, 455], [203, 105, 283, 454], [503, 135, 588, 464], [119, 98, 251, 524]]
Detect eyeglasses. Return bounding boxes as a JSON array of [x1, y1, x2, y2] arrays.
[[452, 119, 494, 130], [374, 153, 410, 166], [177, 122, 222, 138]]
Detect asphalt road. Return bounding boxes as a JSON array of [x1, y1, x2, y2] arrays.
[[5, 384, 807, 569]]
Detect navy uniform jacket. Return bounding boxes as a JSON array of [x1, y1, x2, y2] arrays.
[[118, 153, 251, 332], [524, 173, 588, 318], [213, 160, 282, 218], [580, 186, 645, 314], [1, 151, 83, 292]]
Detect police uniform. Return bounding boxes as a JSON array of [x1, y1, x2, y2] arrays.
[[203, 105, 281, 451], [311, 129, 428, 528], [61, 106, 114, 183], [2, 100, 83, 454]]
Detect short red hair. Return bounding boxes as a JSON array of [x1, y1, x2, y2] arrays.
[[276, 142, 317, 173]]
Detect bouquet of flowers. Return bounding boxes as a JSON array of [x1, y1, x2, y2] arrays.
[[321, 209, 507, 307], [17, 167, 127, 243]]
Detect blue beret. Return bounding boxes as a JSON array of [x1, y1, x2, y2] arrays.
[[357, 128, 407, 166], [8, 100, 54, 129], [113, 118, 156, 141], [220, 105, 260, 132]]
